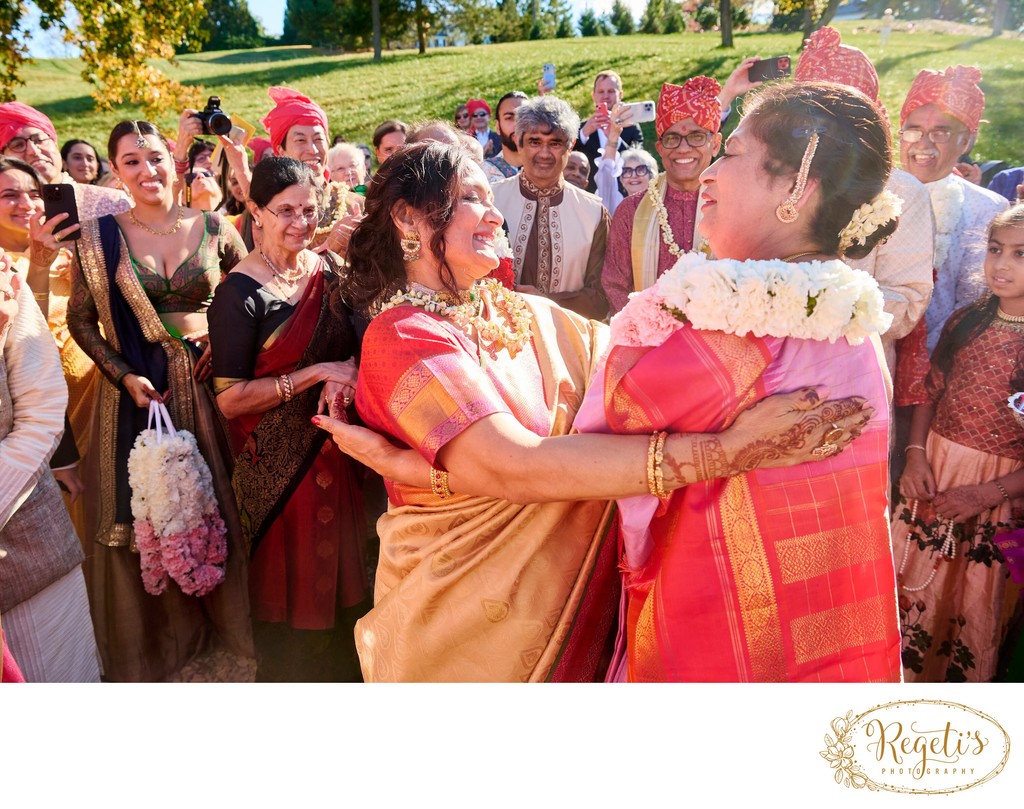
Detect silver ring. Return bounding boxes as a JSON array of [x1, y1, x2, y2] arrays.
[[811, 441, 839, 459]]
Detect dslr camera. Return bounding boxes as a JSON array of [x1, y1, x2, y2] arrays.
[[192, 96, 232, 137]]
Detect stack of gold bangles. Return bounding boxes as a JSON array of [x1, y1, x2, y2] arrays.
[[275, 373, 294, 403], [647, 431, 669, 498]]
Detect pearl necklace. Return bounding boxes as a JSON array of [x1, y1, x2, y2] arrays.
[[379, 278, 533, 360], [129, 204, 183, 237], [897, 499, 957, 592], [647, 175, 684, 259], [997, 308, 1024, 324], [260, 250, 306, 286]]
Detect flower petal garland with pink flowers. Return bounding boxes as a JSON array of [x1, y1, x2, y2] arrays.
[[127, 408, 227, 598], [610, 253, 892, 349]]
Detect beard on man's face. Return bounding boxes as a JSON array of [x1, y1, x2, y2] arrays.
[[501, 129, 518, 153]]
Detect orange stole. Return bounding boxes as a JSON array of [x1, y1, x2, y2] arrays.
[[604, 325, 901, 682]]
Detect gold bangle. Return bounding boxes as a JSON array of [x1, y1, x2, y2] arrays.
[[274, 377, 284, 403], [430, 467, 453, 499], [993, 479, 1011, 503], [647, 431, 669, 498], [33, 291, 48, 302], [279, 373, 294, 403]]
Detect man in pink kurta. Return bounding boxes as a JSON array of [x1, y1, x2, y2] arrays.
[[602, 78, 722, 315]]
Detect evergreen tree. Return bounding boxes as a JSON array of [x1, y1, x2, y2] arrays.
[[610, 0, 636, 34], [578, 8, 603, 35], [556, 14, 575, 36], [640, 0, 666, 33]]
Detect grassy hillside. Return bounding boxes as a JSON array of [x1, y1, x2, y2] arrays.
[[18, 21, 1024, 166]]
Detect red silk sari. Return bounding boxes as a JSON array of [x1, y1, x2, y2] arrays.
[[578, 326, 902, 682], [230, 268, 366, 629]]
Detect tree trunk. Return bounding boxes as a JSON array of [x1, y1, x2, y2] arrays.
[[993, 0, 1009, 35], [372, 0, 382, 61], [802, 0, 843, 41], [416, 0, 427, 54], [720, 0, 733, 47]]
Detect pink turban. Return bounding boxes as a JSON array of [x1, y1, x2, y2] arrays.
[[0, 102, 58, 150], [260, 87, 330, 153], [795, 26, 880, 102], [656, 77, 722, 137], [901, 65, 985, 132], [247, 136, 272, 163]]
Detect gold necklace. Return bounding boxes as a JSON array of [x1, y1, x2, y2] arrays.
[[260, 250, 306, 286], [129, 204, 183, 236], [997, 308, 1024, 323], [379, 278, 533, 360], [782, 251, 819, 262]]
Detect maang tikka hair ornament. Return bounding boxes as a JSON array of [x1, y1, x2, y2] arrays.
[[401, 231, 421, 262], [776, 132, 820, 224], [132, 121, 147, 149]]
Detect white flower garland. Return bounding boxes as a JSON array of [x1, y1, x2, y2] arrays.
[[927, 174, 965, 270], [610, 253, 893, 348], [647, 175, 685, 259], [379, 278, 534, 359], [837, 189, 904, 256]]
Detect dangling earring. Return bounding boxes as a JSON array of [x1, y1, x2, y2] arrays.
[[776, 133, 819, 224], [401, 231, 421, 262]]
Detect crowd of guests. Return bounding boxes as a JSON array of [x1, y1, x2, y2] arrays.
[[1, 27, 1023, 683]]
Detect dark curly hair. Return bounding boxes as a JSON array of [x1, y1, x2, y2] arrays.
[[742, 81, 897, 260], [343, 141, 474, 315]]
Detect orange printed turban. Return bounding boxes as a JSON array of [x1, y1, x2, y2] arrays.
[[900, 65, 985, 132], [260, 87, 330, 153], [0, 102, 58, 150], [656, 77, 722, 137], [794, 26, 879, 102]]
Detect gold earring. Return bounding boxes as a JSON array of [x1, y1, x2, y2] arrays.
[[401, 231, 421, 262], [775, 133, 819, 225]]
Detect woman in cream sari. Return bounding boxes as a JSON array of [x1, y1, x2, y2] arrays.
[[316, 141, 874, 682]]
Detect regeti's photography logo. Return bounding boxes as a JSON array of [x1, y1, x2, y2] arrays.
[[820, 700, 1010, 794]]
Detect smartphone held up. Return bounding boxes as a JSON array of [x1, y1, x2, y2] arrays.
[[42, 184, 81, 242]]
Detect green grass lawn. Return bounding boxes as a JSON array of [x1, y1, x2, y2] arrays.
[[18, 21, 1024, 167]]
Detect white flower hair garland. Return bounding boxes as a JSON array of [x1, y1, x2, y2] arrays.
[[610, 253, 892, 349], [837, 189, 904, 256]]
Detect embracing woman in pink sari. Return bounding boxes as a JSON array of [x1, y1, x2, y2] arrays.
[[574, 83, 904, 682]]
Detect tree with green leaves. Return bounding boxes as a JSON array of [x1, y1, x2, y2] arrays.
[[610, 0, 636, 33], [640, 0, 666, 33], [0, 0, 209, 116], [179, 0, 266, 52]]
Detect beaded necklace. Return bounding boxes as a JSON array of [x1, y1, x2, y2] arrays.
[[379, 278, 533, 360]]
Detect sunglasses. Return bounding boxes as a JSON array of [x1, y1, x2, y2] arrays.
[[622, 165, 652, 178], [472, 112, 489, 118]]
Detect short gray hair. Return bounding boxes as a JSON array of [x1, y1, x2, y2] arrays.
[[621, 148, 657, 175], [514, 96, 580, 147]]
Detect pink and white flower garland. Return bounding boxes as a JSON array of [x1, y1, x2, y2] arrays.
[[610, 253, 892, 348], [127, 403, 227, 597]]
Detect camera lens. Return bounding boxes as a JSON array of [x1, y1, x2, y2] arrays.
[[207, 111, 232, 137]]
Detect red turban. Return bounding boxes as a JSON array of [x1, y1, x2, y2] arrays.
[[466, 98, 491, 117], [260, 87, 330, 153], [795, 26, 879, 102], [248, 136, 272, 163], [0, 102, 58, 150], [656, 77, 722, 137], [900, 65, 985, 132]]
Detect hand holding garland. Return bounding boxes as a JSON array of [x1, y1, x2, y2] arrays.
[[314, 386, 872, 503]]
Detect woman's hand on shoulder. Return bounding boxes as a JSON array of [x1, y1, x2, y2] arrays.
[[718, 387, 873, 474], [314, 414, 429, 487]]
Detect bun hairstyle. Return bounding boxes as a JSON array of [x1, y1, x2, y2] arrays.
[[932, 203, 1024, 389], [344, 140, 474, 315], [107, 120, 171, 165], [743, 81, 898, 260]]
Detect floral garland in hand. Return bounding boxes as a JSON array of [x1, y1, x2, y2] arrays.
[[379, 278, 533, 359], [648, 174, 685, 259]]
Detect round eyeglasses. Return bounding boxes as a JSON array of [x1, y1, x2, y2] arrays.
[[264, 206, 321, 225], [4, 133, 54, 155], [621, 165, 652, 179]]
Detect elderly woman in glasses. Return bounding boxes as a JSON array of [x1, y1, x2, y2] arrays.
[[208, 157, 368, 681]]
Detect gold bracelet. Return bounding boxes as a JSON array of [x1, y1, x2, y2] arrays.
[[647, 431, 669, 498], [430, 467, 453, 499], [279, 373, 294, 403], [993, 479, 1011, 503], [32, 291, 48, 302], [274, 377, 284, 403]]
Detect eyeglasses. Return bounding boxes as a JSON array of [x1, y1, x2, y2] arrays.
[[898, 128, 962, 145], [456, 112, 470, 119], [658, 131, 712, 149], [5, 133, 54, 155], [472, 112, 489, 118], [264, 205, 320, 225], [621, 165, 652, 179]]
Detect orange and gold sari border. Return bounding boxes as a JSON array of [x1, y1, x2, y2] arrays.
[[603, 345, 658, 434], [721, 475, 787, 682], [776, 523, 891, 584], [790, 593, 894, 665]]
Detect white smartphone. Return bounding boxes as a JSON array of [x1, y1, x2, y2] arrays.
[[620, 100, 656, 125], [542, 63, 556, 91]]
